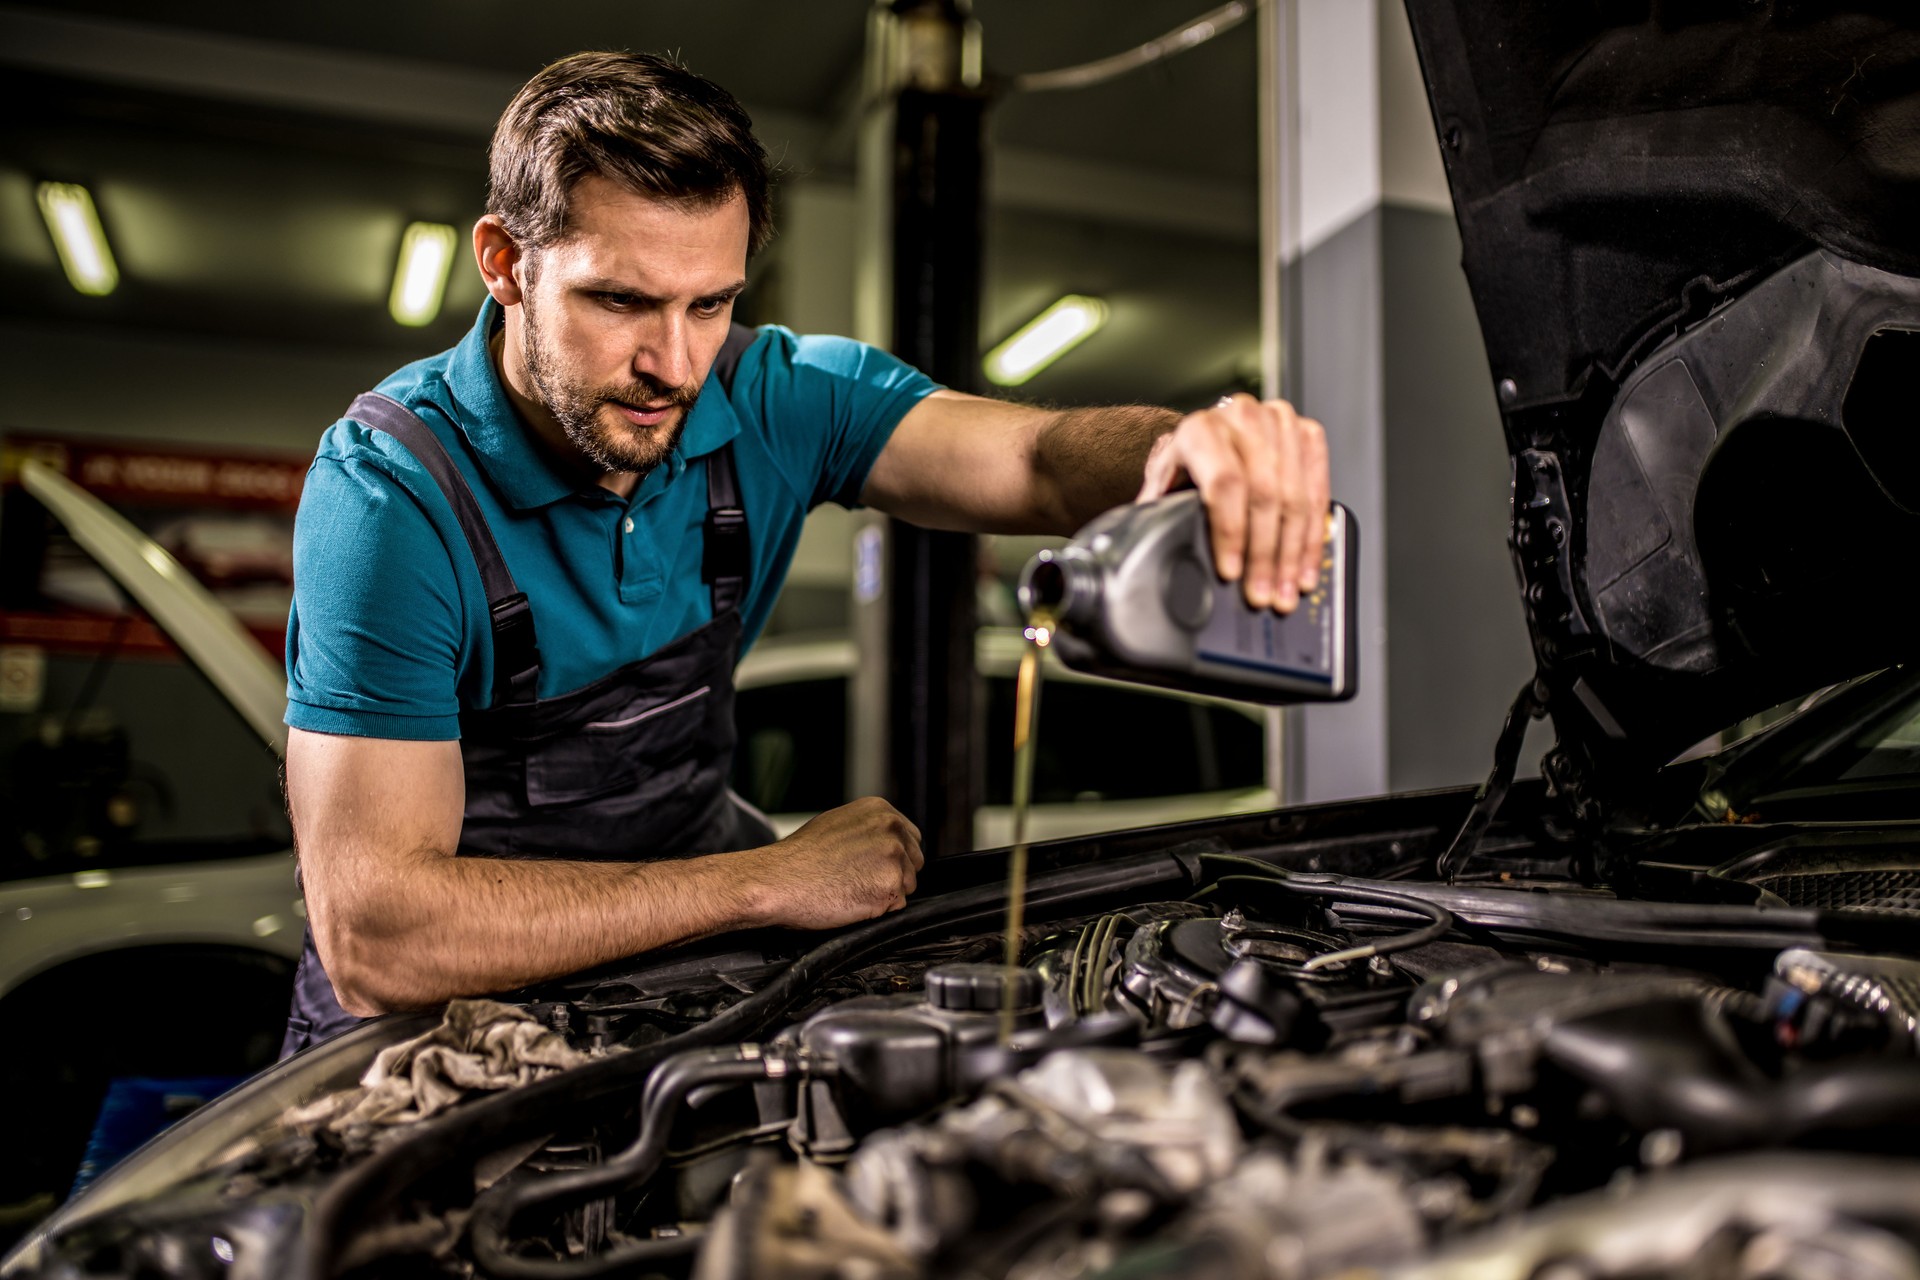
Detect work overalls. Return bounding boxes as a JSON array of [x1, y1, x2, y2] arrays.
[[281, 326, 774, 1056]]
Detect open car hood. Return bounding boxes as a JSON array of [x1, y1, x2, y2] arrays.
[[15, 457, 287, 756], [1402, 3, 1920, 798]]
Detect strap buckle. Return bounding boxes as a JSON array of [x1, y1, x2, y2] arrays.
[[702, 506, 751, 584], [489, 591, 542, 700]]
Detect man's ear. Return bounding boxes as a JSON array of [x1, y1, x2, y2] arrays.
[[473, 215, 526, 306]]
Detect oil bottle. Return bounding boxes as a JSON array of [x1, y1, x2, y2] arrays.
[[1016, 492, 1358, 704]]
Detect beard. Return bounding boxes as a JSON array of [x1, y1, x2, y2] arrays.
[[520, 296, 702, 478]]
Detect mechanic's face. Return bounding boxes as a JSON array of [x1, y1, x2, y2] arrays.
[[497, 176, 749, 480]]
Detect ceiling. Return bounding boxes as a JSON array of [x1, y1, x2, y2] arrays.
[[0, 1, 1263, 419]]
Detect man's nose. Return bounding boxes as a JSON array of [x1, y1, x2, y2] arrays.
[[634, 312, 692, 390]]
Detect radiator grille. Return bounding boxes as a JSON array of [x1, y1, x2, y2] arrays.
[[1752, 870, 1920, 914]]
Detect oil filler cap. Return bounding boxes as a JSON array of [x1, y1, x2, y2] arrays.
[[926, 963, 1040, 1013]]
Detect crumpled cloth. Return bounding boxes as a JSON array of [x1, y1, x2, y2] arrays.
[[285, 999, 593, 1149]]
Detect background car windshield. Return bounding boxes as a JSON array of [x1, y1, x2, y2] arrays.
[[732, 673, 1262, 815], [0, 490, 291, 881]]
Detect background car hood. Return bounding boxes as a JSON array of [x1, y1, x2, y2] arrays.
[[1402, 2, 1920, 794]]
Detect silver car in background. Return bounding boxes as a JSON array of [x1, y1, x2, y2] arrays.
[[0, 459, 301, 1245]]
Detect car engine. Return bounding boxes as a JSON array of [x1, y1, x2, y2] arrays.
[[359, 847, 1920, 1277], [19, 825, 1920, 1280]]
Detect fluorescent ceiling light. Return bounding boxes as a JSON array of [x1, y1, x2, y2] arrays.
[[36, 182, 119, 297], [389, 221, 459, 327], [983, 294, 1109, 386]]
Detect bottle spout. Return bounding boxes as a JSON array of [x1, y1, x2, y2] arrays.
[[1017, 548, 1097, 625], [1021, 551, 1067, 609]]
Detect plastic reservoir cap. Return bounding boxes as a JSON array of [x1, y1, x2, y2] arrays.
[[925, 962, 1041, 1013]]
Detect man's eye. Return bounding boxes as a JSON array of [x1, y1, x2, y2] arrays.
[[692, 298, 729, 318], [599, 293, 641, 309]]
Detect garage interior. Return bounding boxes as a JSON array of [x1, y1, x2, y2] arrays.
[[0, 0, 1535, 806], [0, 0, 1681, 1258]]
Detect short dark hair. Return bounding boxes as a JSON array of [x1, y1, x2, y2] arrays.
[[489, 51, 773, 255]]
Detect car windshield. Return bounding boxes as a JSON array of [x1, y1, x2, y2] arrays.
[[0, 489, 291, 881]]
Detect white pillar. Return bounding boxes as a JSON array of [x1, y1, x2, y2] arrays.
[[1262, 0, 1390, 803], [1261, 0, 1541, 801]]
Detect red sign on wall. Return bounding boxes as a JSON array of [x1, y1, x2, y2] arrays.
[[1, 436, 308, 658]]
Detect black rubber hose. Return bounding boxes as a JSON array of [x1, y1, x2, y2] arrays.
[[470, 1047, 811, 1279], [307, 848, 1190, 1280], [1198, 855, 1457, 964], [1541, 998, 1920, 1155], [1202, 850, 1844, 953]]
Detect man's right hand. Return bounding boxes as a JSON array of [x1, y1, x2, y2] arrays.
[[743, 796, 924, 930]]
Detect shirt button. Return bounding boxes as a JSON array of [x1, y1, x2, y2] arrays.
[[623, 517, 635, 534]]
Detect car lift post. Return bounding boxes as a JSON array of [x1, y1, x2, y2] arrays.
[[850, 0, 985, 857]]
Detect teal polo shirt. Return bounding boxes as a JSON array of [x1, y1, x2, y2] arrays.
[[285, 299, 938, 740]]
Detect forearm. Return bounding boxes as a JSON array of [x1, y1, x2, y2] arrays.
[[1030, 404, 1179, 530], [861, 391, 1176, 534], [314, 845, 771, 1014]]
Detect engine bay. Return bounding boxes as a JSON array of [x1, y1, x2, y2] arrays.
[[84, 824, 1897, 1280], [15, 785, 1920, 1280]]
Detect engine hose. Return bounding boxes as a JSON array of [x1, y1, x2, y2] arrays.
[[1066, 920, 1091, 1016], [308, 848, 1191, 1280], [1540, 997, 1920, 1155], [1204, 852, 1845, 953], [1080, 917, 1105, 1014], [1083, 914, 1122, 1013], [1386, 1155, 1920, 1280], [1199, 855, 1457, 966], [469, 1046, 821, 1279]]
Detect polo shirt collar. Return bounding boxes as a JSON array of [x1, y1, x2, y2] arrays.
[[440, 298, 742, 512], [440, 299, 574, 509]]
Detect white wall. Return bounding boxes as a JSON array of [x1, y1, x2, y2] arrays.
[[1269, 0, 1533, 800], [1378, 0, 1453, 215], [766, 182, 863, 593]]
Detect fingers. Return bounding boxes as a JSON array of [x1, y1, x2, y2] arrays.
[[1269, 403, 1310, 612], [1228, 402, 1285, 610], [1297, 416, 1330, 593], [884, 803, 923, 883], [876, 798, 922, 900], [1135, 431, 1183, 502], [783, 797, 925, 924], [1167, 412, 1248, 582], [1155, 394, 1332, 612]]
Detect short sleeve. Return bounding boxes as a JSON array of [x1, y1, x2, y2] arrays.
[[736, 328, 941, 510], [284, 450, 474, 740]]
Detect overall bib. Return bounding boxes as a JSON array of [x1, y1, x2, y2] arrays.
[[281, 327, 774, 1056]]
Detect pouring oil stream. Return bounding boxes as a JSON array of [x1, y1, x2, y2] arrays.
[[1000, 608, 1055, 1043]]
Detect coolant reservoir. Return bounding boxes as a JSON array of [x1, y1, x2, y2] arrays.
[[791, 964, 1044, 1153]]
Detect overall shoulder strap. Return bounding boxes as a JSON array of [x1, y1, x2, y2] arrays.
[[346, 392, 541, 706], [703, 444, 750, 618], [711, 322, 757, 394], [701, 323, 757, 617]]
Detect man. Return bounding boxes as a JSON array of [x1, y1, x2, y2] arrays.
[[281, 51, 1329, 1053]]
